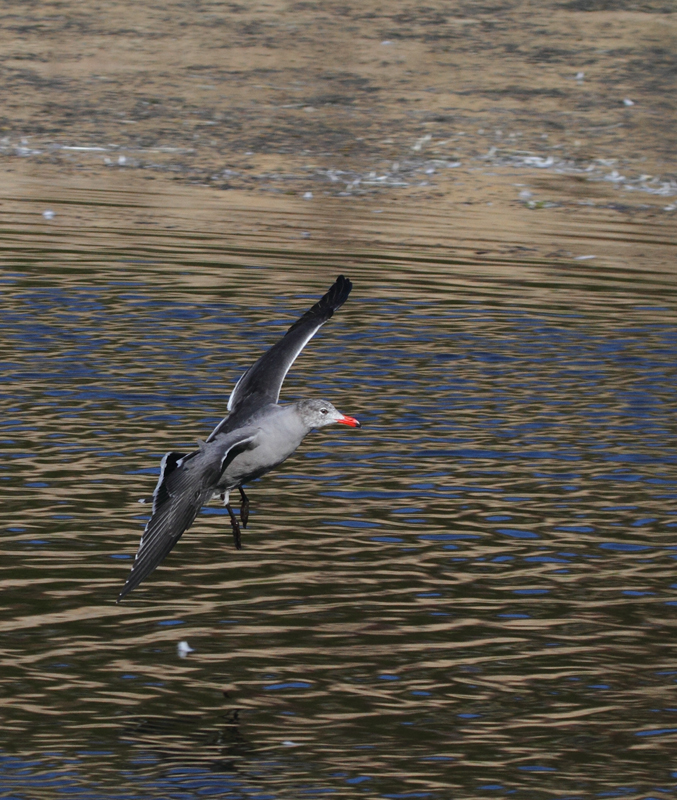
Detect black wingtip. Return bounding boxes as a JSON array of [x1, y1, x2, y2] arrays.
[[285, 275, 353, 337], [116, 560, 150, 603], [319, 275, 353, 319], [332, 275, 352, 309], [116, 583, 131, 603], [116, 557, 156, 603], [326, 275, 352, 321]]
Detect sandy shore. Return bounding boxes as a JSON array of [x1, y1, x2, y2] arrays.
[[0, 0, 674, 214]]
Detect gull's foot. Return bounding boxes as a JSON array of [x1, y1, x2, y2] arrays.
[[239, 487, 250, 529], [225, 504, 242, 550]]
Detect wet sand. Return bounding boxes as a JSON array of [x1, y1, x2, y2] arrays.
[[1, 0, 675, 217]]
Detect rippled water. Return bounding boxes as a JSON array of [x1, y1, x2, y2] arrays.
[[1, 185, 677, 798]]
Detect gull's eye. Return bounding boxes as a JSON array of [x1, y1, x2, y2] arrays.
[[320, 408, 328, 415]]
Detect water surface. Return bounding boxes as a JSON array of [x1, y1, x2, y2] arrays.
[[1, 184, 676, 798]]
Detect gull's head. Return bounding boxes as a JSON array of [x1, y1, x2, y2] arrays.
[[297, 399, 361, 430]]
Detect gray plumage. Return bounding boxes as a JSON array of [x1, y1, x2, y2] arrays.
[[117, 276, 359, 602]]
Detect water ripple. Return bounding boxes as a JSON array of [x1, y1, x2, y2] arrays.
[[0, 185, 676, 797]]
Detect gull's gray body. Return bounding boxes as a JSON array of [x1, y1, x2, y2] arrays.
[[117, 276, 359, 602]]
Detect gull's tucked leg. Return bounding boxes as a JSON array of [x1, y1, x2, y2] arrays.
[[238, 486, 250, 528], [226, 504, 242, 550]]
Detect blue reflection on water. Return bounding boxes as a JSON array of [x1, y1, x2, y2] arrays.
[[264, 682, 312, 691], [497, 528, 539, 539], [3, 276, 677, 798]]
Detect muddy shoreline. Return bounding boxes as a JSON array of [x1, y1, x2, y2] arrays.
[[1, 0, 674, 214]]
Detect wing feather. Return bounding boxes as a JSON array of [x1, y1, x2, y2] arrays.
[[117, 430, 259, 601], [223, 275, 352, 419]]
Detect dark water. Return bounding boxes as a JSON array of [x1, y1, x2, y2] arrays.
[[1, 188, 677, 798]]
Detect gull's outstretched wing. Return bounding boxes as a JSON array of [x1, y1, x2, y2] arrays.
[[117, 430, 259, 602], [209, 275, 352, 438]]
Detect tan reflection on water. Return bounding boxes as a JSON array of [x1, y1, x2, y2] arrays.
[[0, 176, 676, 796]]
